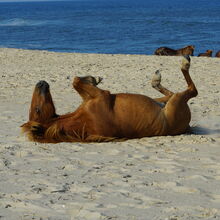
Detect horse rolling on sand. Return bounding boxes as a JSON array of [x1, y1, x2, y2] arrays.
[[154, 45, 195, 56], [21, 56, 198, 143]]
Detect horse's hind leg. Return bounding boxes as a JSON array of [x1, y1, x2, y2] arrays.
[[166, 56, 197, 103], [180, 56, 198, 99], [163, 56, 198, 134], [151, 70, 174, 103], [151, 70, 174, 96], [73, 76, 109, 102]]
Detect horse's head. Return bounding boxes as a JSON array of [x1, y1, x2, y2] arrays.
[[29, 80, 57, 123], [206, 50, 213, 56], [186, 45, 195, 56]]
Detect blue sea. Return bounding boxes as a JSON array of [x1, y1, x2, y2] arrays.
[[0, 0, 220, 55]]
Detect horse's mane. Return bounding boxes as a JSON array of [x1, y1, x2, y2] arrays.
[[21, 121, 125, 143]]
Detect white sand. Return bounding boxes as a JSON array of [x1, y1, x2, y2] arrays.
[[0, 48, 220, 220]]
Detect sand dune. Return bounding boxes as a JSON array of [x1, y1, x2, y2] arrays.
[[0, 48, 220, 219]]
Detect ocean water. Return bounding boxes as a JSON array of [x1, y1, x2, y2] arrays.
[[0, 0, 220, 55]]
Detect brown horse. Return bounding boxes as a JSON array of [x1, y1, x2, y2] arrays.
[[21, 56, 198, 143], [154, 45, 195, 56], [198, 50, 212, 57], [215, 50, 220, 58]]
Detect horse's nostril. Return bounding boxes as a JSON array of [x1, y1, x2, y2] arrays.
[[36, 81, 49, 93], [37, 81, 48, 87]]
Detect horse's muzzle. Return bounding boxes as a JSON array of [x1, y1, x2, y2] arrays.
[[36, 80, 49, 94]]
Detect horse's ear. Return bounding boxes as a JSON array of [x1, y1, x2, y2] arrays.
[[21, 121, 45, 141], [21, 121, 32, 139], [21, 122, 30, 130], [20, 123, 26, 127]]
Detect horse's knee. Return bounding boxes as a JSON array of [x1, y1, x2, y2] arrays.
[[189, 86, 198, 97]]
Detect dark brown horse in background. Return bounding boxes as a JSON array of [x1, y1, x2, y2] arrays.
[[215, 50, 220, 58], [154, 45, 195, 56], [198, 49, 212, 57], [21, 56, 198, 143]]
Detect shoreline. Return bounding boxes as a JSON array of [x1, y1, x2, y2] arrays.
[[0, 48, 220, 219], [1, 47, 220, 57]]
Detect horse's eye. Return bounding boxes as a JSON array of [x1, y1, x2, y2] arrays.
[[35, 107, 40, 114]]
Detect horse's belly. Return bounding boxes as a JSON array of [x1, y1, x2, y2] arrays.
[[113, 94, 167, 138]]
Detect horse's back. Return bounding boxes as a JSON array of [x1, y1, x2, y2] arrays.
[[154, 47, 177, 56]]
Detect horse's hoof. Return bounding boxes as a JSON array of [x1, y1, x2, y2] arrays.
[[181, 56, 191, 70], [78, 76, 103, 86], [151, 70, 161, 88], [94, 76, 103, 85]]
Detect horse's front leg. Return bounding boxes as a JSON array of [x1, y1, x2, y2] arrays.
[[73, 76, 108, 102], [76, 75, 103, 86]]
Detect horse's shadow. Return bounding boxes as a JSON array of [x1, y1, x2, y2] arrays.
[[189, 126, 220, 135]]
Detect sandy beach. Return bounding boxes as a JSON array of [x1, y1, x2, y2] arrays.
[[0, 48, 220, 220]]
